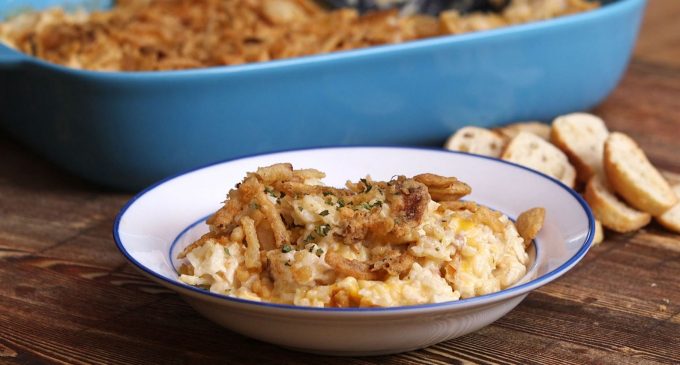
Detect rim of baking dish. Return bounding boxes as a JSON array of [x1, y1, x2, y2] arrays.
[[113, 146, 595, 313], [1, 0, 643, 78]]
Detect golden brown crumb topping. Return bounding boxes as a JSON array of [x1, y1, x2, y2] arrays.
[[0, 0, 597, 71]]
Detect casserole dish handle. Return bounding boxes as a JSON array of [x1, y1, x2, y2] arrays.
[[0, 44, 26, 69]]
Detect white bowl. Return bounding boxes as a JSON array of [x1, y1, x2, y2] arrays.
[[113, 147, 595, 356]]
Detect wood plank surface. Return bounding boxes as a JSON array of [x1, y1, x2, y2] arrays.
[[1, 1, 679, 364]]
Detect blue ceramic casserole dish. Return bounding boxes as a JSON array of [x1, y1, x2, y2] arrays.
[[0, 0, 645, 190]]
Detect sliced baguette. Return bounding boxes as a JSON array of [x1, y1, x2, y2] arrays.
[[604, 132, 677, 215], [584, 175, 651, 233], [551, 113, 609, 183], [494, 121, 551, 141], [444, 126, 507, 158], [501, 132, 576, 188], [593, 219, 604, 245], [656, 184, 680, 234]]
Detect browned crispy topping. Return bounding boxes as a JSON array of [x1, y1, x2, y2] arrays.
[[371, 251, 416, 277], [471, 205, 506, 235], [0, 0, 598, 71], [414, 173, 471, 202], [438, 200, 479, 212], [516, 207, 545, 247], [325, 251, 382, 281], [335, 176, 430, 245], [177, 163, 540, 302], [325, 250, 416, 280]]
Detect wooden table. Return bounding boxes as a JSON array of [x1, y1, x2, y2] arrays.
[[2, 1, 679, 363]]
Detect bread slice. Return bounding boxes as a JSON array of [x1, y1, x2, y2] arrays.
[[593, 220, 604, 245], [494, 121, 551, 141], [551, 113, 609, 183], [604, 132, 677, 215], [444, 126, 507, 158], [584, 176, 651, 233], [656, 184, 680, 233], [501, 132, 576, 188]]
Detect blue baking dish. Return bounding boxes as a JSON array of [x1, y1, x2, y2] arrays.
[[0, 0, 645, 190]]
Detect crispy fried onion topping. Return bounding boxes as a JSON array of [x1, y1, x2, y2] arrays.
[[515, 207, 545, 248], [413, 173, 471, 201], [179, 164, 467, 272]]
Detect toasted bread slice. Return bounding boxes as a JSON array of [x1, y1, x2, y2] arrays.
[[584, 176, 651, 233], [501, 132, 576, 188], [551, 113, 609, 183], [604, 132, 677, 215], [444, 126, 507, 158], [494, 121, 551, 141], [656, 184, 680, 234], [593, 219, 604, 245]]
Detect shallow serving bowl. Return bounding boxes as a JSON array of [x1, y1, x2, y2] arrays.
[[0, 0, 645, 190], [113, 147, 594, 355]]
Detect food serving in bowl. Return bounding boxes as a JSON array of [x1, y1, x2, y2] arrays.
[[177, 163, 544, 307], [114, 147, 594, 355], [0, 0, 598, 71]]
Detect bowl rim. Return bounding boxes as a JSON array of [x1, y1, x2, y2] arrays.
[[0, 0, 643, 78], [113, 145, 595, 314]]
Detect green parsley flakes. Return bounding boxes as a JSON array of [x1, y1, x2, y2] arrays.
[[281, 244, 293, 253], [360, 178, 373, 192], [357, 200, 383, 210], [315, 224, 331, 237], [304, 234, 315, 243]]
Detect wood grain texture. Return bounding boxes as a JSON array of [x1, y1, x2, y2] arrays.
[[1, 1, 679, 364]]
